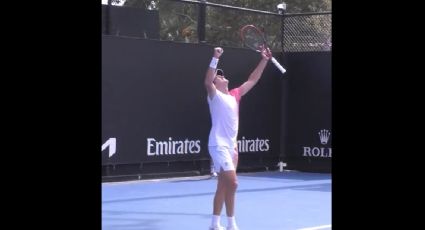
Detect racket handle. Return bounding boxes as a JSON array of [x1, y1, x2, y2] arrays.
[[271, 57, 286, 75]]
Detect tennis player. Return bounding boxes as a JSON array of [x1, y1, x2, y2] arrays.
[[205, 46, 272, 230]]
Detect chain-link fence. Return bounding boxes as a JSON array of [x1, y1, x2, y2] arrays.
[[102, 0, 331, 52], [284, 13, 331, 52]]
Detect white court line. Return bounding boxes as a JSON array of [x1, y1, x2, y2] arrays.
[[103, 175, 212, 185], [297, 224, 331, 230]]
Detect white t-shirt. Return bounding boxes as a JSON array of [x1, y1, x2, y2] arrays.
[[207, 88, 241, 149]]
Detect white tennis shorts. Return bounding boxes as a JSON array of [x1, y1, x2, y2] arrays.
[[208, 146, 237, 172]]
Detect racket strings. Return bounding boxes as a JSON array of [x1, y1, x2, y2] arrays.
[[242, 28, 265, 51]]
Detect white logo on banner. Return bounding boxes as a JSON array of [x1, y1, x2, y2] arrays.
[[102, 138, 117, 158], [318, 129, 331, 145], [237, 136, 270, 153], [302, 129, 332, 158], [147, 137, 201, 156], [146, 136, 272, 156]]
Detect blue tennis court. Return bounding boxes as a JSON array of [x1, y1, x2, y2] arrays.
[[102, 170, 331, 230]]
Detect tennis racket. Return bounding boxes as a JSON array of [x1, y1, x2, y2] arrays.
[[240, 24, 286, 75]]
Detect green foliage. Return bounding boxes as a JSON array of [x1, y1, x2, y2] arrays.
[[122, 0, 331, 51]]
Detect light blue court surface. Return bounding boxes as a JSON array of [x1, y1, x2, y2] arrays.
[[102, 171, 331, 230]]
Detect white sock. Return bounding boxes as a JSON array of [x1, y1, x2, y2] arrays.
[[211, 215, 221, 227], [227, 216, 237, 227]]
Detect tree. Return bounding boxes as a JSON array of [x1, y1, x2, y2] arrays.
[[121, 0, 331, 51]]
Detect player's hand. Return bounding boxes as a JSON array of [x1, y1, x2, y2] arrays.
[[261, 47, 272, 60], [214, 47, 224, 58]]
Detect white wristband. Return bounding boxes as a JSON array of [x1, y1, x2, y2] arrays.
[[209, 57, 219, 69]]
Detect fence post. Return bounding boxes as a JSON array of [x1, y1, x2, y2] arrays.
[[277, 2, 287, 53], [198, 0, 207, 43], [105, 0, 112, 35]]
